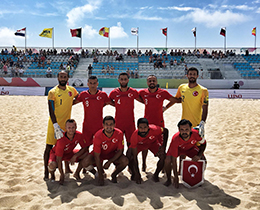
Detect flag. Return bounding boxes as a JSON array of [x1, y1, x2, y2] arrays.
[[192, 27, 196, 37], [181, 160, 206, 188], [39, 28, 53, 38], [99, 27, 109, 38], [162, 28, 167, 36], [252, 27, 256, 36], [14, 28, 26, 37], [131, 28, 138, 36], [220, 27, 226, 37], [70, 28, 82, 38]]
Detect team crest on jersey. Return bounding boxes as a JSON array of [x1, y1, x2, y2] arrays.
[[191, 140, 196, 145], [192, 91, 199, 96], [156, 94, 161, 99], [112, 138, 118, 143], [149, 135, 155, 140], [96, 96, 102, 100], [68, 91, 72, 97], [128, 93, 133, 98]]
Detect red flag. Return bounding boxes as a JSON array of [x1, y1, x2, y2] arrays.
[[220, 28, 226, 37], [162, 28, 167, 36], [70, 28, 82, 38], [181, 160, 205, 188]]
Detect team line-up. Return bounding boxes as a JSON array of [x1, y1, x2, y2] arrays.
[[43, 67, 209, 188]]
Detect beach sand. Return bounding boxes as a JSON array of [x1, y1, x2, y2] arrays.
[[0, 96, 259, 210]]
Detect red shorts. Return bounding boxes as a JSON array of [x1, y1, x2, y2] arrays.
[[90, 151, 116, 162], [116, 122, 135, 143], [167, 146, 199, 158], [82, 126, 102, 147], [48, 149, 80, 163], [136, 141, 161, 156]]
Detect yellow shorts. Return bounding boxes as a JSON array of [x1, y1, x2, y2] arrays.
[[46, 118, 66, 145]]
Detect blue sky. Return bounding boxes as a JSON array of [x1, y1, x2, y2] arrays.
[[0, 0, 259, 49]]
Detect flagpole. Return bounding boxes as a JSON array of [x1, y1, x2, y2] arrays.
[[81, 27, 83, 49], [25, 27, 27, 52], [224, 27, 226, 54], [137, 27, 139, 53], [108, 27, 110, 50], [255, 27, 257, 55], [166, 27, 168, 52], [195, 27, 196, 51], [52, 27, 54, 49]]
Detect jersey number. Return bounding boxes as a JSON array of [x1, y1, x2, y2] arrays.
[[85, 100, 89, 107], [145, 98, 148, 105], [117, 99, 121, 104]]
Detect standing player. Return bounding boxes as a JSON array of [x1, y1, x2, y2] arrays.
[[127, 118, 169, 184], [175, 67, 209, 170], [164, 119, 206, 188], [74, 116, 128, 186], [48, 119, 87, 185], [44, 71, 79, 180], [109, 72, 143, 146], [74, 76, 110, 157], [139, 75, 180, 171]]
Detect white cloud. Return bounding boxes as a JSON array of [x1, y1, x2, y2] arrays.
[[158, 6, 196, 11], [0, 27, 21, 46], [35, 2, 45, 9], [66, 0, 102, 27], [221, 4, 255, 11], [176, 9, 250, 28], [133, 11, 162, 21], [82, 24, 98, 39], [110, 22, 128, 39], [257, 7, 260, 13]]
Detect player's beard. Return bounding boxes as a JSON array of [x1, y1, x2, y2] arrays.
[[138, 131, 149, 137], [180, 133, 190, 140], [148, 84, 156, 89], [188, 77, 197, 83], [59, 80, 67, 86], [120, 83, 128, 88]]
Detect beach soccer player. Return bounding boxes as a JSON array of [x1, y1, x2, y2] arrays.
[[44, 71, 78, 180], [127, 118, 169, 184], [175, 67, 209, 171], [48, 119, 87, 185], [138, 75, 180, 172], [73, 116, 128, 186], [164, 119, 207, 188], [109, 72, 143, 146]]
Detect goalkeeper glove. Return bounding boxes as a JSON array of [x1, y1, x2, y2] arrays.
[[199, 120, 205, 139], [53, 123, 64, 139]]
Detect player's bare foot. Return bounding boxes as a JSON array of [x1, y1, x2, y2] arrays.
[[89, 168, 97, 176], [44, 171, 49, 181], [65, 168, 73, 174], [73, 173, 81, 180], [111, 174, 117, 183], [50, 174, 55, 181], [164, 180, 172, 187], [152, 174, 159, 182]]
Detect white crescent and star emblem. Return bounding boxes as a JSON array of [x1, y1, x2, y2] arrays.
[[112, 138, 118, 143], [149, 136, 155, 140], [191, 140, 196, 145], [156, 94, 161, 99], [128, 93, 133, 98], [97, 96, 102, 100], [188, 165, 198, 177]]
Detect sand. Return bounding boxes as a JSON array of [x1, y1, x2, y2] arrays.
[[0, 96, 260, 210]]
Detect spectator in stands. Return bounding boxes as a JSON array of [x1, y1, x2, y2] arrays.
[[130, 70, 134, 78], [184, 64, 188, 75], [134, 69, 139, 78], [162, 61, 167, 69], [46, 67, 52, 78], [110, 66, 115, 75], [149, 55, 153, 63], [66, 64, 71, 77], [46, 58, 51, 65], [106, 65, 110, 73], [154, 61, 158, 69], [200, 69, 204, 79], [126, 68, 130, 77], [169, 59, 174, 68], [174, 59, 178, 66], [180, 56, 185, 63], [3, 63, 8, 75], [10, 67, 15, 77], [102, 65, 106, 74], [18, 67, 24, 77], [88, 64, 93, 76], [170, 49, 174, 56], [93, 56, 98, 63]]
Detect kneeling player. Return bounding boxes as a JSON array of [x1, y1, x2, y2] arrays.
[[127, 118, 168, 184], [164, 119, 206, 188], [74, 116, 128, 186], [48, 119, 88, 185]]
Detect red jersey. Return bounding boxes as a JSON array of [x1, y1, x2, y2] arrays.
[[77, 90, 110, 128], [167, 130, 206, 157], [93, 128, 124, 157], [109, 87, 139, 125], [139, 88, 172, 127], [129, 124, 163, 148], [52, 131, 86, 157]]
